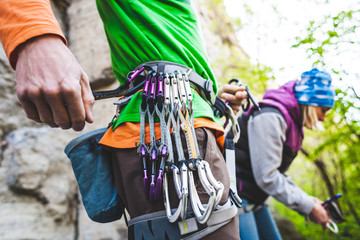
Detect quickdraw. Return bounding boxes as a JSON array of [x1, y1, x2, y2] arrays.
[[93, 61, 246, 230], [137, 68, 228, 224]]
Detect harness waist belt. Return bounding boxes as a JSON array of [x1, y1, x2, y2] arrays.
[[128, 198, 238, 238], [139, 61, 216, 105], [92, 60, 218, 106]]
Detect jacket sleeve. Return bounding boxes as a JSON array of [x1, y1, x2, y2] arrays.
[[0, 0, 66, 69], [247, 111, 314, 215]]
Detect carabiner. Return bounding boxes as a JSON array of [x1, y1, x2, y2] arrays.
[[170, 73, 180, 106], [176, 71, 187, 110], [148, 71, 157, 114], [153, 145, 167, 200], [178, 161, 189, 220], [137, 145, 149, 198], [149, 147, 158, 201], [202, 161, 224, 208], [188, 169, 215, 224], [164, 171, 184, 223], [164, 73, 171, 106]]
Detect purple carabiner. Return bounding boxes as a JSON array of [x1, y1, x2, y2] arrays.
[[157, 74, 164, 98], [128, 66, 145, 83], [153, 145, 167, 200], [149, 147, 157, 201], [143, 170, 149, 198], [149, 73, 157, 100], [153, 169, 163, 200], [140, 146, 149, 197], [149, 174, 156, 201], [142, 73, 152, 98], [140, 146, 147, 168], [151, 148, 157, 161], [161, 145, 168, 157]]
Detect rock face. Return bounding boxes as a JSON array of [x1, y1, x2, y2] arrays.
[[0, 127, 77, 240], [0, 0, 248, 239]]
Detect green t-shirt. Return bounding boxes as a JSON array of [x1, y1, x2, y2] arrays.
[[95, 0, 220, 126]]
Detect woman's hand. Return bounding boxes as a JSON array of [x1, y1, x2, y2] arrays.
[[309, 197, 331, 230], [218, 84, 248, 114]]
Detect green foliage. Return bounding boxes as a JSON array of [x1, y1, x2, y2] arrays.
[[214, 54, 273, 98], [292, 9, 360, 67], [273, 4, 360, 239]]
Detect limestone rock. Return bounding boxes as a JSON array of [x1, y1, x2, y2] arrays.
[[0, 127, 78, 239]]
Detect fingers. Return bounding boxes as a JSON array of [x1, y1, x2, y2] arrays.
[[231, 105, 240, 115], [221, 92, 244, 106], [15, 35, 94, 131], [221, 84, 246, 95], [16, 76, 91, 131], [17, 86, 57, 127], [32, 95, 58, 128], [17, 98, 41, 123], [219, 84, 248, 105], [44, 87, 72, 129], [309, 201, 330, 227], [220, 85, 248, 115], [80, 71, 95, 124], [63, 83, 86, 131]]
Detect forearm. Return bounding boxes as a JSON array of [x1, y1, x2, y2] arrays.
[[0, 0, 66, 68], [248, 112, 314, 215]]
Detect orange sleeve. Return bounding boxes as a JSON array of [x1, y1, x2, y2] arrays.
[[0, 0, 67, 69]]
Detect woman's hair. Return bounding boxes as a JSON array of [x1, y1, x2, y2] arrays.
[[300, 104, 318, 129]]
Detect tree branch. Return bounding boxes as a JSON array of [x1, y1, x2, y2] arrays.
[[300, 148, 335, 198]]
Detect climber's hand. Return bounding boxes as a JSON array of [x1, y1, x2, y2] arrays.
[[218, 84, 248, 114], [15, 35, 94, 131]]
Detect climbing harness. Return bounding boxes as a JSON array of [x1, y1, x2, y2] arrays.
[[92, 61, 248, 237]]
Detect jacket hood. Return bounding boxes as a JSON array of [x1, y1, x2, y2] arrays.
[[262, 80, 303, 130]]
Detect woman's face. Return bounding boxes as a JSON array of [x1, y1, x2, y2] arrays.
[[315, 106, 331, 121]]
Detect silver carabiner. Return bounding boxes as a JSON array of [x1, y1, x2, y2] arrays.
[[164, 73, 171, 106], [326, 219, 339, 234], [179, 162, 189, 220], [164, 171, 183, 223], [183, 70, 193, 102], [188, 170, 215, 224], [176, 71, 187, 110], [202, 161, 224, 208], [170, 73, 180, 106]]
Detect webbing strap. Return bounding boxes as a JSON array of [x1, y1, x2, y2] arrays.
[[178, 109, 197, 159], [224, 139, 238, 196], [127, 198, 238, 238], [138, 61, 216, 105], [138, 107, 146, 147], [179, 200, 238, 237], [92, 61, 230, 118]]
